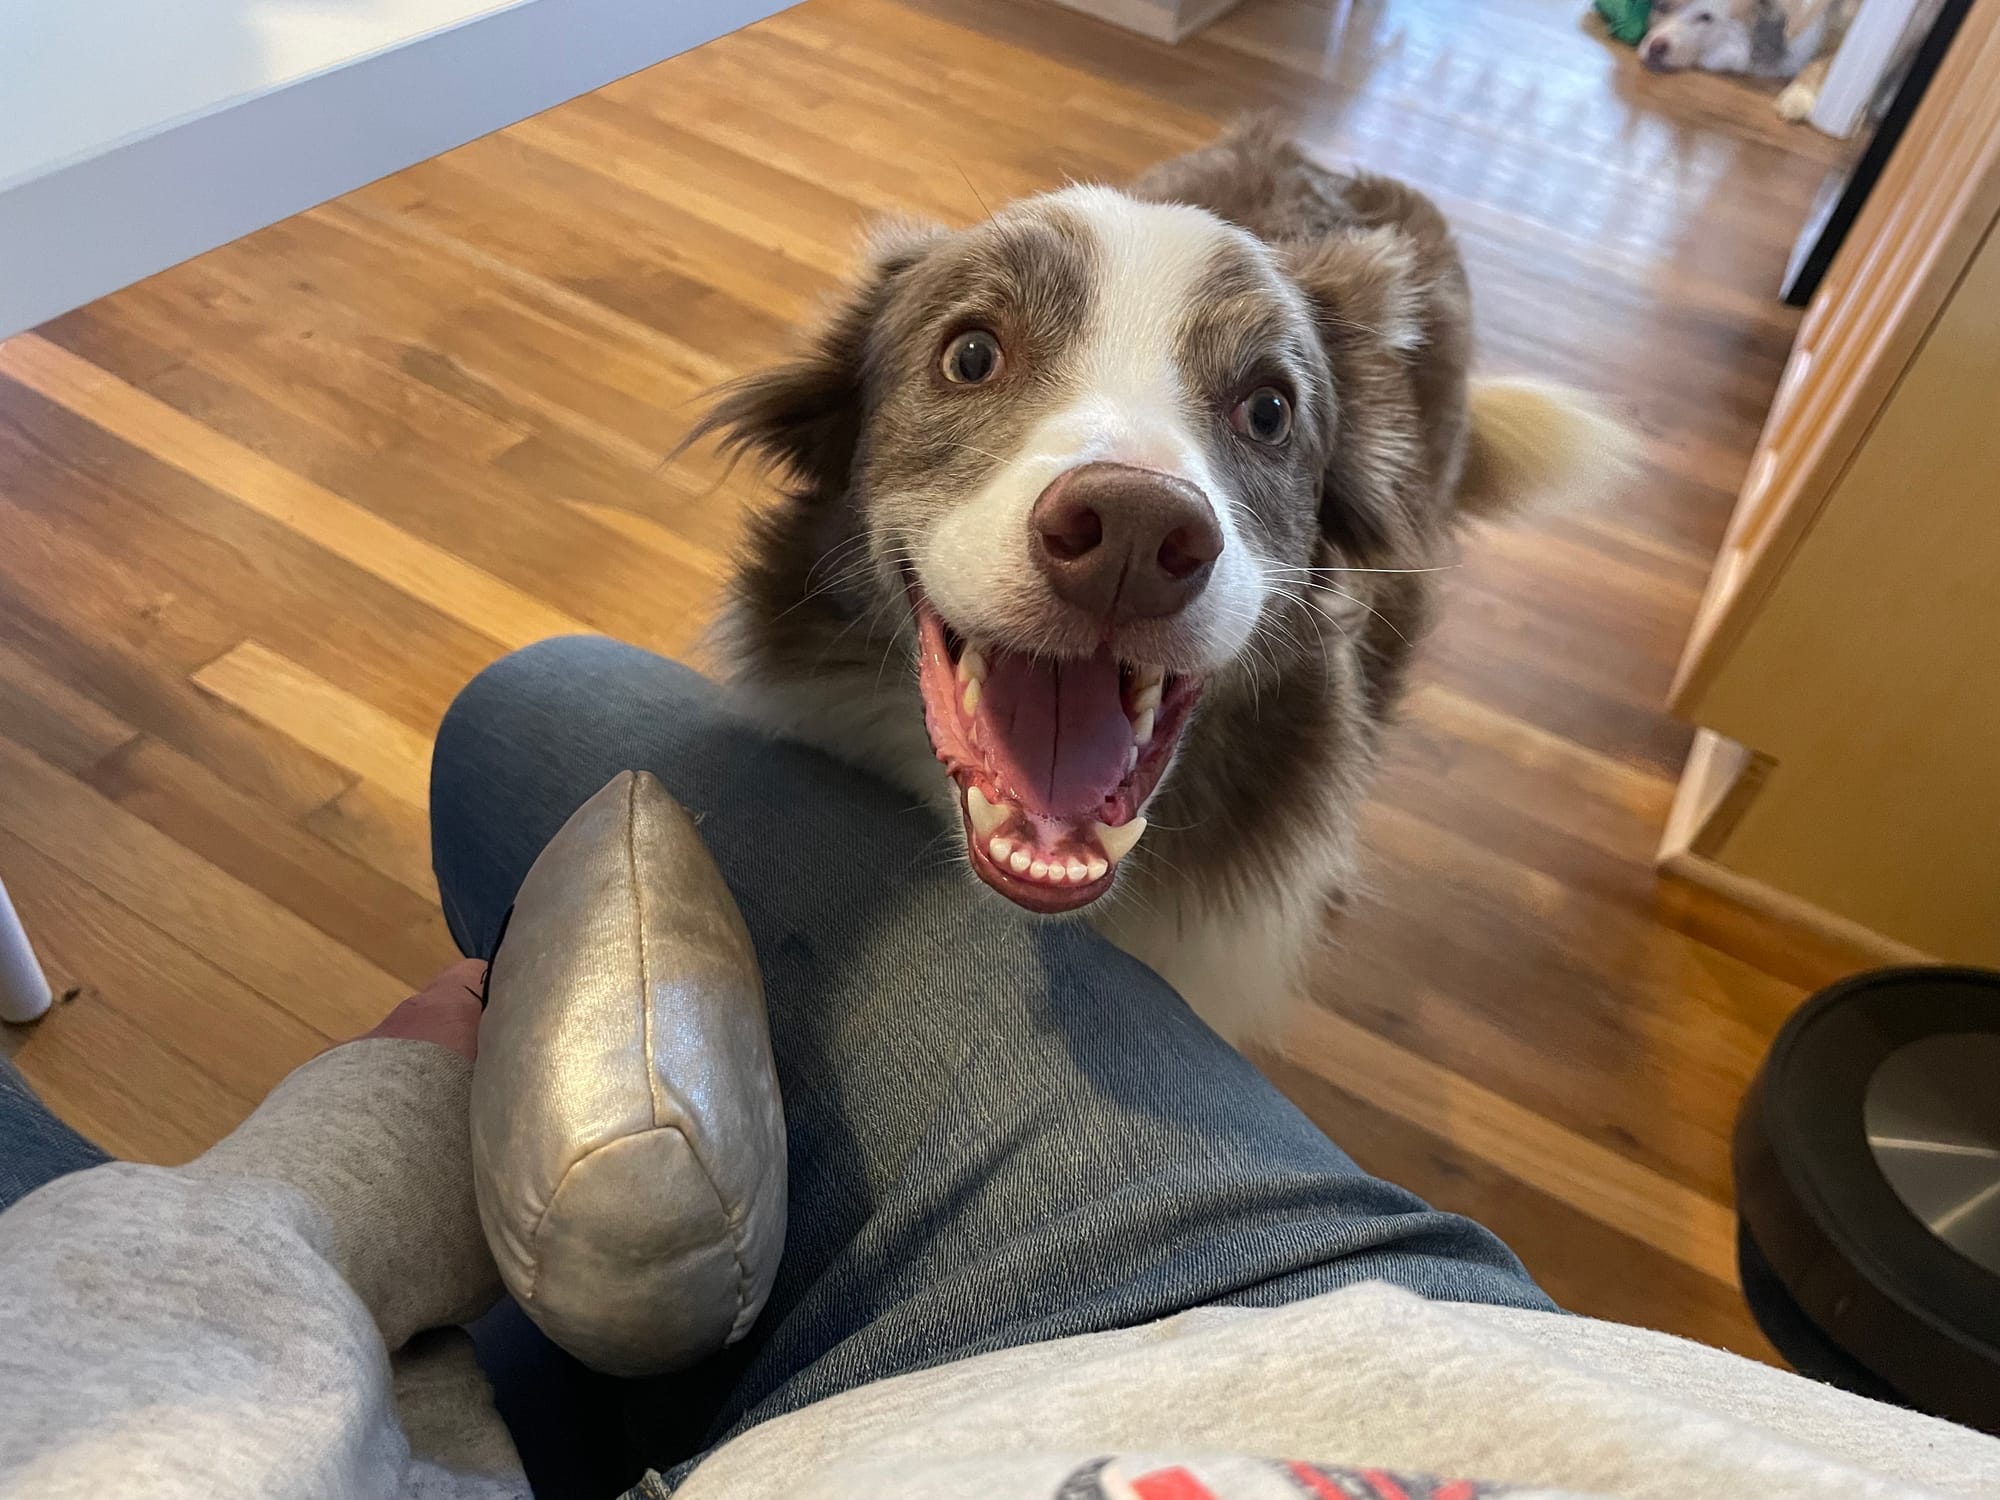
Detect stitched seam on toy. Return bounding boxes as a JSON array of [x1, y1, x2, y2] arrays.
[[624, 779, 755, 1328], [682, 1117, 758, 1332], [631, 776, 667, 1133], [522, 776, 658, 1304], [530, 1121, 756, 1326]]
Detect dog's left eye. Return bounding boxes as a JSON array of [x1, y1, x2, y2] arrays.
[[1231, 387, 1293, 446], [941, 330, 1004, 385]]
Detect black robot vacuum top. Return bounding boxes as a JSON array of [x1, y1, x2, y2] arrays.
[[1736, 965, 2000, 1433]]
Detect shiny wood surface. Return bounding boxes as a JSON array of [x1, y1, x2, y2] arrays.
[[0, 0, 1862, 1360]]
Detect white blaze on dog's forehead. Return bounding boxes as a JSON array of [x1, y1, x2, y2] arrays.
[[1061, 186, 1230, 464], [917, 186, 1273, 671]]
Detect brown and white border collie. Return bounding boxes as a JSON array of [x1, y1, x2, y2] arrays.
[[697, 121, 1630, 1044]]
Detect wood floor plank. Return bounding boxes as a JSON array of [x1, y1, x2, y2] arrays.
[[0, 828, 333, 1112], [0, 637, 139, 775], [0, 492, 358, 820], [193, 642, 434, 810], [0, 336, 593, 652], [83, 735, 454, 991], [0, 371, 513, 735], [1262, 1050, 1777, 1363], [1, 987, 243, 1165], [0, 733, 405, 1036], [1271, 1005, 1740, 1286], [305, 782, 444, 907]]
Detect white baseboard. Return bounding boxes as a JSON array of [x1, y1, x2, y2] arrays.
[[0, 0, 791, 340], [1043, 0, 1244, 43], [1812, 0, 1924, 136]]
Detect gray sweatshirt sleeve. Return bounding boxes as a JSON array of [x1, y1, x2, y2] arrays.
[[0, 1039, 526, 1500]]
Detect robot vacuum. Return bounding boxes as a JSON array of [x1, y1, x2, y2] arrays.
[[1735, 965, 2000, 1432]]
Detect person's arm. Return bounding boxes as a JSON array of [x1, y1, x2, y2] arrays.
[[0, 963, 527, 1500]]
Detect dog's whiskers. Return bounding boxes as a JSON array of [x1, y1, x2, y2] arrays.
[[1263, 562, 1462, 577], [1316, 583, 1412, 646]]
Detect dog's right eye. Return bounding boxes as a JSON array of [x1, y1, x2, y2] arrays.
[[941, 330, 1003, 385]]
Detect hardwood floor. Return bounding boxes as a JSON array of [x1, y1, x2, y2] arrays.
[[1, 0, 1865, 1361]]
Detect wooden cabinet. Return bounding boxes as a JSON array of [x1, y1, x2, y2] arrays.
[[1662, 0, 2000, 962]]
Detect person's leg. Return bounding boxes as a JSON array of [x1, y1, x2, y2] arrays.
[[431, 638, 1551, 1476], [0, 1055, 109, 1211]]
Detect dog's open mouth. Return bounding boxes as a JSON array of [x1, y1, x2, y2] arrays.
[[913, 595, 1200, 913]]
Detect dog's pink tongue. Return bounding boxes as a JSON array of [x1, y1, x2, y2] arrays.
[[979, 648, 1128, 817]]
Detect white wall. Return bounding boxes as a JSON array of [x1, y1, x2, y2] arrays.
[[0, 0, 790, 337]]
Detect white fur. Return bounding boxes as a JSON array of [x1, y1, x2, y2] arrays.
[[916, 187, 1280, 680], [1098, 810, 1357, 1045]]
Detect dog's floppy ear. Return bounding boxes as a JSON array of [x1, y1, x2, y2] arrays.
[[691, 221, 940, 500], [1282, 225, 1433, 563]]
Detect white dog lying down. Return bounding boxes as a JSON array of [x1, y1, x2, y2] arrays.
[[1639, 0, 1942, 124]]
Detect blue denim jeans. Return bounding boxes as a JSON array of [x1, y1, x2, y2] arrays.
[[430, 638, 1552, 1493], [0, 1056, 107, 1209]]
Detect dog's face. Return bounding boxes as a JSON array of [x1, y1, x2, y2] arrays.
[[707, 181, 1437, 917], [866, 189, 1334, 912], [1641, 0, 1756, 70]]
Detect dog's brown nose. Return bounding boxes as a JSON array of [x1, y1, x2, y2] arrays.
[[1030, 463, 1223, 623]]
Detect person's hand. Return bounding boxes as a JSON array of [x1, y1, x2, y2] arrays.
[[359, 958, 487, 1062]]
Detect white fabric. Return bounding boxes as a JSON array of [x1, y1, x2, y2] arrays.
[[3, 1042, 1997, 1500]]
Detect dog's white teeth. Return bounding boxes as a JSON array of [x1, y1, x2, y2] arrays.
[[957, 647, 988, 686], [1132, 708, 1155, 747], [1093, 816, 1147, 865], [1136, 663, 1165, 692], [1125, 744, 1139, 775], [965, 787, 1010, 838], [988, 834, 1102, 887], [961, 677, 983, 716], [1131, 681, 1163, 715]]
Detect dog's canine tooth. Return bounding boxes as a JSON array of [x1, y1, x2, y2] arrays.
[[1132, 708, 1155, 747], [1136, 664, 1165, 692], [1085, 856, 1109, 882], [966, 786, 1009, 838], [1009, 849, 1033, 875], [962, 678, 983, 716], [1131, 681, 1163, 714], [957, 647, 989, 685], [1126, 744, 1139, 775], [1093, 817, 1147, 865]]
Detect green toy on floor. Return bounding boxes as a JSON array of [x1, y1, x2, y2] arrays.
[[1593, 0, 1652, 45]]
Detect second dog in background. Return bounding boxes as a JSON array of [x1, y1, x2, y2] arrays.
[[1640, 0, 1942, 124]]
